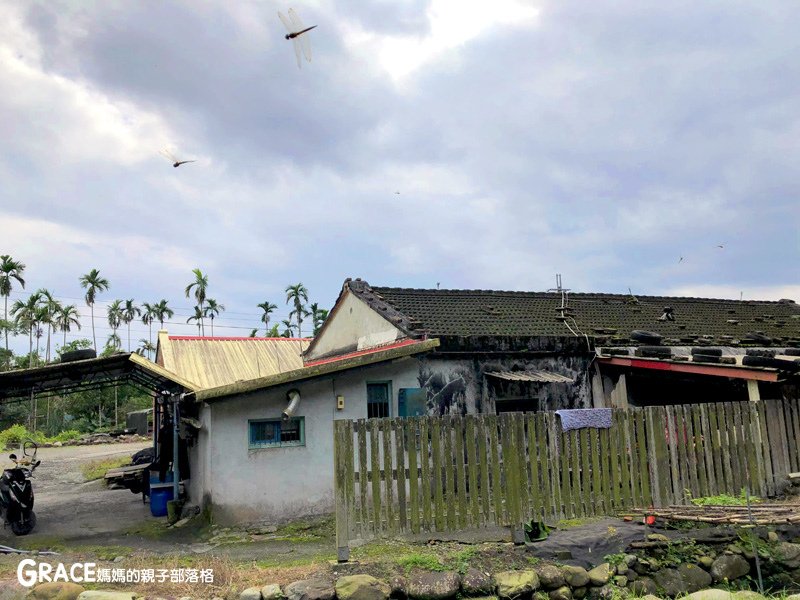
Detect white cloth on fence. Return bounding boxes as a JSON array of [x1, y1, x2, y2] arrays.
[[555, 408, 613, 431]]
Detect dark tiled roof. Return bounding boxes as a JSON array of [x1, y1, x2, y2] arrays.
[[348, 280, 800, 347]]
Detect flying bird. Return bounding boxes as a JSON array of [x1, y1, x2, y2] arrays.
[[716, 244, 725, 249], [160, 148, 196, 168], [278, 8, 316, 69], [678, 256, 684, 264]]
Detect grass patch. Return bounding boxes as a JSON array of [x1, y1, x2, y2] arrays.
[[397, 552, 446, 573], [80, 455, 132, 481], [72, 544, 135, 561], [689, 489, 761, 506], [16, 536, 68, 553], [273, 515, 335, 541]]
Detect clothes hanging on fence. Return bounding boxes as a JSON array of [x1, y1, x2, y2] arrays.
[[555, 408, 612, 431]]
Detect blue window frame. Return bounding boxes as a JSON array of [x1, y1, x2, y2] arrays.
[[249, 417, 305, 448]]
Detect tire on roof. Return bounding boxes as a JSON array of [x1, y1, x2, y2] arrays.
[[691, 347, 722, 357], [744, 332, 772, 345], [635, 346, 672, 358], [61, 349, 97, 363], [630, 330, 663, 345]]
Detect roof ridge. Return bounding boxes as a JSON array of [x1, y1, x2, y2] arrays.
[[370, 286, 797, 305]]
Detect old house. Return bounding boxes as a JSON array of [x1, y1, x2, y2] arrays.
[[177, 278, 800, 523]]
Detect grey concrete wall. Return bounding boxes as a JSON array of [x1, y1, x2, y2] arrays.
[[199, 358, 420, 524]]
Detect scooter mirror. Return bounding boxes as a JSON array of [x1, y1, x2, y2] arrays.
[[9, 454, 17, 461]]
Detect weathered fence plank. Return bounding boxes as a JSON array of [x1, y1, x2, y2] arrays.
[[407, 418, 420, 534], [431, 418, 445, 531], [419, 418, 432, 530], [454, 416, 468, 530], [465, 417, 480, 527], [394, 418, 408, 532]]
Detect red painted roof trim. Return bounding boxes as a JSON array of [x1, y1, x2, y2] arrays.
[[304, 339, 422, 367], [168, 336, 312, 341], [597, 356, 780, 382]]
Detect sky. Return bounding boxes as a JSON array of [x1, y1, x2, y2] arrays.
[[1, 0, 798, 354]]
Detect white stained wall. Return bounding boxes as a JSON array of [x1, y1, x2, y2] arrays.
[[195, 357, 421, 524], [305, 290, 402, 361]]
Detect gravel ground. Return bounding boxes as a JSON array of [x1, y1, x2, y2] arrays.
[[0, 441, 153, 546]]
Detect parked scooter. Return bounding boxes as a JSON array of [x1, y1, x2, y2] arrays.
[[0, 440, 40, 535]]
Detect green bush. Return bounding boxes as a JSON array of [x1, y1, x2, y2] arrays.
[[52, 430, 82, 442], [0, 424, 34, 450]]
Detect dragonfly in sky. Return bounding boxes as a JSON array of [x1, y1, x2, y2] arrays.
[[278, 8, 316, 69], [159, 148, 196, 168]]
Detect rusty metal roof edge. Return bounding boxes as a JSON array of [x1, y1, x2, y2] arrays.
[[128, 353, 199, 392], [196, 338, 440, 403], [485, 370, 574, 383]]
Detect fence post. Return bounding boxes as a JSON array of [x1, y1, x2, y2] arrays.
[[334, 420, 350, 562]]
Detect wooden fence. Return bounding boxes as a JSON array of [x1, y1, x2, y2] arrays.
[[333, 399, 800, 559]]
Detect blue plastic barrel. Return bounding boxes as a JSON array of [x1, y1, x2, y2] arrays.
[[150, 484, 174, 517]]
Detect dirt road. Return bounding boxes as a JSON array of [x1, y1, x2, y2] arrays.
[[0, 441, 153, 547]]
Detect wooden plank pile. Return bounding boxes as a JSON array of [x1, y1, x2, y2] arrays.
[[636, 504, 800, 525]]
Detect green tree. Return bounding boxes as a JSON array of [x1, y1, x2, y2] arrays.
[[154, 299, 174, 331], [187, 305, 204, 335], [248, 328, 258, 338], [141, 302, 157, 348], [184, 268, 209, 335], [33, 302, 49, 360], [54, 304, 81, 349], [280, 318, 295, 338], [106, 299, 123, 351], [266, 324, 280, 337], [204, 298, 225, 337], [11, 292, 42, 367], [309, 302, 329, 336], [136, 338, 156, 358], [0, 255, 26, 363], [122, 299, 140, 351], [257, 301, 278, 335], [38, 289, 62, 362], [285, 283, 309, 338], [79, 269, 110, 351]]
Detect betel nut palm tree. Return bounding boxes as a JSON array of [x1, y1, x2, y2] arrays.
[[122, 299, 141, 351], [79, 269, 110, 352], [154, 299, 174, 331], [204, 298, 225, 337], [0, 255, 26, 361], [285, 283, 309, 338], [185, 268, 209, 335], [257, 301, 278, 335], [55, 304, 81, 348]]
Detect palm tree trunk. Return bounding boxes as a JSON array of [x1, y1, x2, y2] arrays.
[[63, 328, 67, 348], [211, 317, 214, 337], [3, 295, 8, 357], [127, 323, 131, 352], [91, 303, 96, 351], [28, 325, 33, 367], [46, 323, 51, 362]]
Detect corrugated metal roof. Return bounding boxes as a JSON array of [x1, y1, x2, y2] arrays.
[[197, 338, 440, 402], [157, 332, 310, 389], [485, 370, 574, 383]]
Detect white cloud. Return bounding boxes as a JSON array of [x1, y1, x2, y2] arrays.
[[341, 0, 540, 82]]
